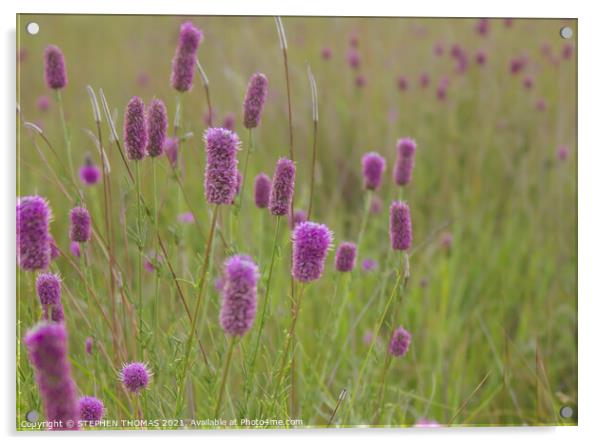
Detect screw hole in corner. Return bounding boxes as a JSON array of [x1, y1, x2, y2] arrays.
[[560, 26, 573, 39], [26, 22, 39, 35]]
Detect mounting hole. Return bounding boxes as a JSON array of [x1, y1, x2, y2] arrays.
[[560, 405, 574, 419], [25, 410, 39, 422], [26, 22, 39, 35], [560, 26, 573, 39]]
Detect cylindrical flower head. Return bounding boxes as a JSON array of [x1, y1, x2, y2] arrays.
[[203, 128, 240, 205], [24, 323, 79, 430], [269, 158, 296, 216], [222, 112, 236, 131], [85, 337, 93, 355], [393, 138, 417, 186], [253, 173, 271, 209], [70, 241, 81, 258], [361, 152, 386, 191], [78, 396, 104, 423], [219, 255, 260, 336], [49, 235, 60, 261], [36, 273, 61, 305], [389, 201, 412, 251], [44, 45, 68, 90], [243, 73, 269, 129], [146, 99, 168, 157], [120, 362, 150, 393], [388, 326, 411, 357], [292, 221, 333, 282], [70, 207, 91, 243], [170, 22, 203, 92], [17, 196, 51, 271], [50, 303, 64, 323], [335, 242, 357, 272], [124, 96, 147, 160], [289, 209, 307, 229], [164, 137, 178, 168], [79, 155, 101, 185]]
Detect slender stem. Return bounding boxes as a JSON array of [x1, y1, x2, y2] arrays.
[[238, 128, 253, 211], [55, 89, 76, 184], [175, 204, 220, 416], [307, 119, 318, 220], [373, 355, 393, 425], [152, 158, 160, 342], [135, 161, 143, 359], [214, 337, 237, 417], [203, 84, 213, 127], [245, 216, 281, 407], [357, 190, 372, 250]]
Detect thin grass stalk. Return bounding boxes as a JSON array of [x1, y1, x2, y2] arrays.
[[214, 337, 237, 417], [307, 64, 319, 220], [135, 161, 144, 359], [373, 355, 393, 425], [195, 60, 212, 126], [55, 89, 76, 184], [152, 158, 160, 343], [175, 204, 220, 416], [237, 128, 253, 211]]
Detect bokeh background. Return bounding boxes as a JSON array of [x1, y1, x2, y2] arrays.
[[17, 15, 576, 428]]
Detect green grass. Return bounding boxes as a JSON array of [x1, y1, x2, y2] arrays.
[[16, 15, 576, 429]]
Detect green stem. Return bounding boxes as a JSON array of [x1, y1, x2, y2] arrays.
[[373, 355, 393, 425], [55, 89, 75, 184], [238, 129, 253, 211], [135, 161, 143, 359], [214, 337, 237, 417], [357, 191, 372, 251], [152, 158, 160, 343]]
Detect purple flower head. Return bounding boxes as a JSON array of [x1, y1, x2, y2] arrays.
[[355, 74, 367, 88], [415, 418, 440, 428], [335, 242, 357, 273], [124, 96, 147, 161], [70, 241, 81, 258], [219, 255, 260, 336], [37, 95, 51, 112], [397, 75, 409, 91], [361, 152, 386, 191], [347, 49, 360, 70], [120, 362, 150, 393], [70, 206, 91, 243], [451, 44, 469, 74], [388, 326, 411, 357], [24, 323, 79, 429], [321, 47, 332, 60], [370, 195, 383, 214], [171, 22, 203, 92], [17, 196, 51, 271], [419, 72, 430, 89], [557, 145, 569, 161], [243, 73, 269, 129], [85, 337, 93, 355], [49, 303, 64, 323], [475, 18, 490, 36], [164, 137, 179, 168], [292, 221, 333, 283], [222, 112, 236, 131], [389, 201, 412, 251], [44, 45, 68, 90], [203, 128, 240, 205], [523, 75, 534, 90], [49, 235, 60, 261], [289, 209, 307, 229], [78, 396, 104, 423], [394, 138, 417, 187], [268, 158, 296, 216], [79, 155, 101, 185], [475, 49, 487, 66], [349, 33, 359, 48], [177, 212, 195, 224], [253, 173, 271, 209], [509, 56, 527, 75], [562, 43, 574, 60], [436, 77, 448, 101], [361, 258, 378, 272], [36, 273, 61, 306], [146, 99, 168, 157]]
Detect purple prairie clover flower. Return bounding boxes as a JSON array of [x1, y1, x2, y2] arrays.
[[120, 362, 151, 393], [219, 255, 260, 336], [436, 76, 449, 101], [253, 173, 271, 209], [321, 47, 332, 60], [557, 145, 569, 161], [36, 273, 61, 305], [79, 155, 101, 185], [146, 99, 168, 157], [475, 50, 487, 66], [44, 45, 68, 90], [17, 196, 51, 271], [124, 96, 147, 161], [49, 235, 60, 261], [24, 323, 79, 430], [222, 112, 236, 131], [289, 209, 307, 229], [361, 258, 378, 272], [523, 75, 534, 90], [394, 138, 417, 187], [78, 396, 105, 423], [390, 201, 412, 251], [562, 43, 574, 60], [203, 128, 240, 205], [292, 221, 333, 283], [475, 18, 490, 36], [243, 73, 269, 129], [37, 95, 51, 112], [268, 158, 296, 216], [335, 242, 357, 273], [388, 326, 411, 357], [164, 137, 178, 168], [451, 45, 469, 74], [347, 49, 360, 70], [171, 22, 203, 92], [397, 75, 409, 91], [85, 337, 93, 355], [177, 212, 195, 224], [419, 72, 430, 89], [70, 207, 91, 243], [415, 418, 441, 428], [48, 303, 64, 323], [361, 152, 386, 191], [355, 74, 367, 88], [70, 241, 81, 258], [509, 56, 527, 75]]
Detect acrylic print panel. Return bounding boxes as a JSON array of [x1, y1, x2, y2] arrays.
[[16, 14, 577, 430]]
